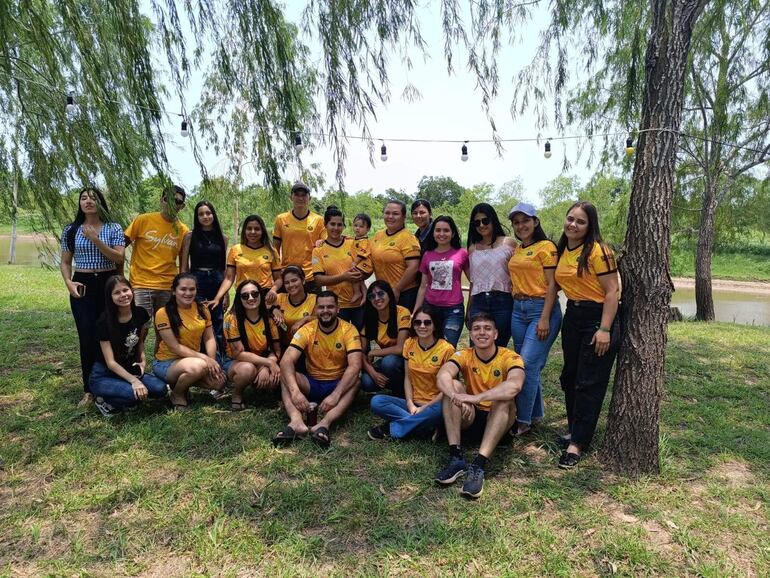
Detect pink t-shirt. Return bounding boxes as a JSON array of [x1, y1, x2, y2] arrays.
[[420, 248, 470, 307]]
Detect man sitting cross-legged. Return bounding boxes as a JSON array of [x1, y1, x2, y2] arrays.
[[434, 312, 525, 499], [274, 290, 362, 448]]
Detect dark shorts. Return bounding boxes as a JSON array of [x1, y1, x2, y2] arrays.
[[306, 376, 339, 402], [462, 408, 490, 444]]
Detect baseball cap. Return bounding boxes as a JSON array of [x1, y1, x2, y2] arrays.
[[291, 180, 310, 194], [508, 202, 537, 218]]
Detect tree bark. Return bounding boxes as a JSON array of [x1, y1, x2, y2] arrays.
[[602, 0, 707, 477], [695, 183, 718, 321]]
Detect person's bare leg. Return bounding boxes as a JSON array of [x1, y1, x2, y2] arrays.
[[280, 373, 311, 435], [230, 362, 257, 405], [313, 382, 360, 433], [165, 358, 208, 406], [478, 400, 517, 458], [442, 379, 474, 446]]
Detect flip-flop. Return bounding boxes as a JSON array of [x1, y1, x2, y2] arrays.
[[310, 426, 331, 448], [170, 401, 189, 411], [272, 425, 301, 447], [230, 401, 249, 412]]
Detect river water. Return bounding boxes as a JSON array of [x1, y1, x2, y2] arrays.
[[3, 236, 770, 326]]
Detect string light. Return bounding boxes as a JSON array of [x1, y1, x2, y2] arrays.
[[180, 120, 189, 137], [625, 135, 635, 156], [544, 140, 552, 158], [65, 91, 75, 114], [461, 142, 469, 161], [293, 132, 304, 152], [380, 142, 388, 161]]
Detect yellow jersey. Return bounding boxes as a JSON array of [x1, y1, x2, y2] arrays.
[[366, 305, 412, 349], [226, 243, 281, 289], [370, 227, 421, 290], [555, 242, 618, 303], [155, 304, 211, 361], [448, 346, 524, 410], [353, 236, 373, 274], [508, 240, 558, 298], [311, 238, 357, 308], [125, 212, 189, 290], [272, 210, 326, 280], [289, 319, 362, 380], [275, 292, 316, 337], [402, 337, 456, 404], [223, 311, 279, 358]]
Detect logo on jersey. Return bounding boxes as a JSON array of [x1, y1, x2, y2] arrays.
[[431, 355, 439, 363], [335, 342, 342, 349], [493, 369, 501, 377]]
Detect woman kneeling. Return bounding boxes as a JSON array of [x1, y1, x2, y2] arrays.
[[89, 276, 167, 417], [154, 273, 227, 409], [223, 280, 281, 410]]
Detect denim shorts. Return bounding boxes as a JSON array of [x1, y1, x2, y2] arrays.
[[153, 358, 179, 382], [220, 357, 235, 374], [306, 376, 339, 402]]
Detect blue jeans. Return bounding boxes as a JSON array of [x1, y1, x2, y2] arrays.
[[88, 362, 168, 409], [398, 286, 418, 312], [371, 395, 443, 439], [361, 354, 405, 397], [468, 291, 513, 347], [510, 297, 562, 424], [338, 306, 364, 332], [192, 269, 224, 349], [426, 302, 464, 347]]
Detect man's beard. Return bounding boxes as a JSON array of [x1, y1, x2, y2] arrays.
[[319, 315, 337, 328]]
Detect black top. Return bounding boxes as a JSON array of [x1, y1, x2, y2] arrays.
[[190, 230, 226, 270], [96, 308, 150, 375]]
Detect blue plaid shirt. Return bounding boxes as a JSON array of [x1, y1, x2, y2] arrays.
[[61, 222, 125, 270]]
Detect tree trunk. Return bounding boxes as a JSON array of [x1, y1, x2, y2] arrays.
[[695, 184, 718, 321], [602, 0, 706, 477]]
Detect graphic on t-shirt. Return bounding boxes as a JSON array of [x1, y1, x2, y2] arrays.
[[124, 329, 140, 357], [429, 260, 453, 291]]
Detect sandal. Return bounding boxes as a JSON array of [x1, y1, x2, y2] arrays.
[[230, 401, 248, 412], [310, 426, 331, 448], [558, 451, 581, 469], [272, 425, 301, 446]]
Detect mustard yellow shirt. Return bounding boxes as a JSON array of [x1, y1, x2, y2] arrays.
[[402, 337, 455, 404], [448, 347, 524, 410], [223, 311, 279, 358], [508, 240, 558, 298], [365, 305, 412, 349], [125, 212, 189, 290], [312, 238, 357, 308], [555, 242, 617, 303], [289, 319, 362, 380], [155, 304, 211, 361], [272, 210, 326, 280], [226, 243, 280, 289], [370, 228, 421, 290]]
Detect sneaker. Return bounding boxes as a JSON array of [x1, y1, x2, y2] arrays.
[[94, 397, 119, 418], [434, 455, 467, 485], [558, 451, 581, 469], [460, 464, 485, 499], [367, 423, 391, 441]]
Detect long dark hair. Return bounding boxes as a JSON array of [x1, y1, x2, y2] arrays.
[[103, 275, 142, 361], [424, 215, 462, 251], [556, 201, 610, 277], [240, 214, 276, 255], [66, 187, 110, 253], [190, 200, 226, 269], [510, 213, 549, 244], [410, 305, 443, 341], [231, 279, 274, 353], [466, 203, 507, 248], [165, 273, 206, 337], [363, 280, 398, 345]]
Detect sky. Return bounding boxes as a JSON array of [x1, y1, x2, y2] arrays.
[[161, 1, 611, 206]]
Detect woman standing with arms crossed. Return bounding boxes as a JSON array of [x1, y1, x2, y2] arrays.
[[507, 203, 562, 436], [60, 187, 125, 406], [370, 200, 422, 311], [465, 203, 516, 347], [555, 201, 620, 469], [180, 201, 228, 347], [413, 216, 469, 347]]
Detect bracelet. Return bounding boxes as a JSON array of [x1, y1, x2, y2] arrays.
[[598, 326, 611, 333]]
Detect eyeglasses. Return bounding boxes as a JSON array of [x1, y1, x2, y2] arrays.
[[474, 217, 491, 227], [413, 319, 433, 327], [367, 290, 388, 301], [240, 291, 260, 301]]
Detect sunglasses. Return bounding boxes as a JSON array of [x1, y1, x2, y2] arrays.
[[474, 217, 491, 227], [413, 319, 433, 327], [367, 290, 388, 301], [240, 291, 260, 301]]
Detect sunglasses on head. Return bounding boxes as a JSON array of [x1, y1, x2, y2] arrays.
[[367, 290, 388, 301], [413, 319, 433, 327], [240, 290, 260, 301], [474, 217, 491, 227]]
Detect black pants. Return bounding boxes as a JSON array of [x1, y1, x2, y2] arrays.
[[70, 270, 116, 392], [559, 300, 620, 449]]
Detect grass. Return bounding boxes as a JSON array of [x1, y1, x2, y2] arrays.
[[670, 246, 770, 282], [1, 265, 769, 577]]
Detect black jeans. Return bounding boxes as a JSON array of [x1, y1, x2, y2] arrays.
[[70, 270, 116, 392], [559, 300, 620, 449]]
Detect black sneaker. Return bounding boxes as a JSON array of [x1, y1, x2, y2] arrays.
[[94, 397, 119, 418], [367, 423, 391, 441], [434, 455, 467, 485], [558, 451, 581, 469], [460, 464, 485, 499], [556, 435, 571, 450]]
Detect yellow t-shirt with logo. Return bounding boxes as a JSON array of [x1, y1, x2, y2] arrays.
[[370, 228, 421, 290], [289, 319, 362, 380], [402, 337, 456, 404], [353, 236, 373, 275], [125, 212, 190, 290], [555, 241, 618, 303], [223, 311, 279, 358], [275, 292, 316, 336], [272, 210, 326, 280], [366, 305, 412, 349], [226, 243, 281, 289], [154, 304, 211, 361], [508, 240, 558, 298], [448, 346, 524, 410], [311, 239, 357, 308]]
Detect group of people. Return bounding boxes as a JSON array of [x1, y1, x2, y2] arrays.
[[61, 180, 620, 499]]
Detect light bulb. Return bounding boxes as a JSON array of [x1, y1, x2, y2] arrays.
[[180, 120, 189, 137], [65, 91, 75, 114], [625, 136, 635, 156], [461, 143, 469, 162], [380, 143, 388, 161], [294, 133, 304, 152], [544, 141, 552, 159]]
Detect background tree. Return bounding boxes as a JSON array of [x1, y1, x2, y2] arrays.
[[414, 175, 466, 208]]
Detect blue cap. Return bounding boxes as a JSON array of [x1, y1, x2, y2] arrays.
[[508, 202, 537, 218]]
